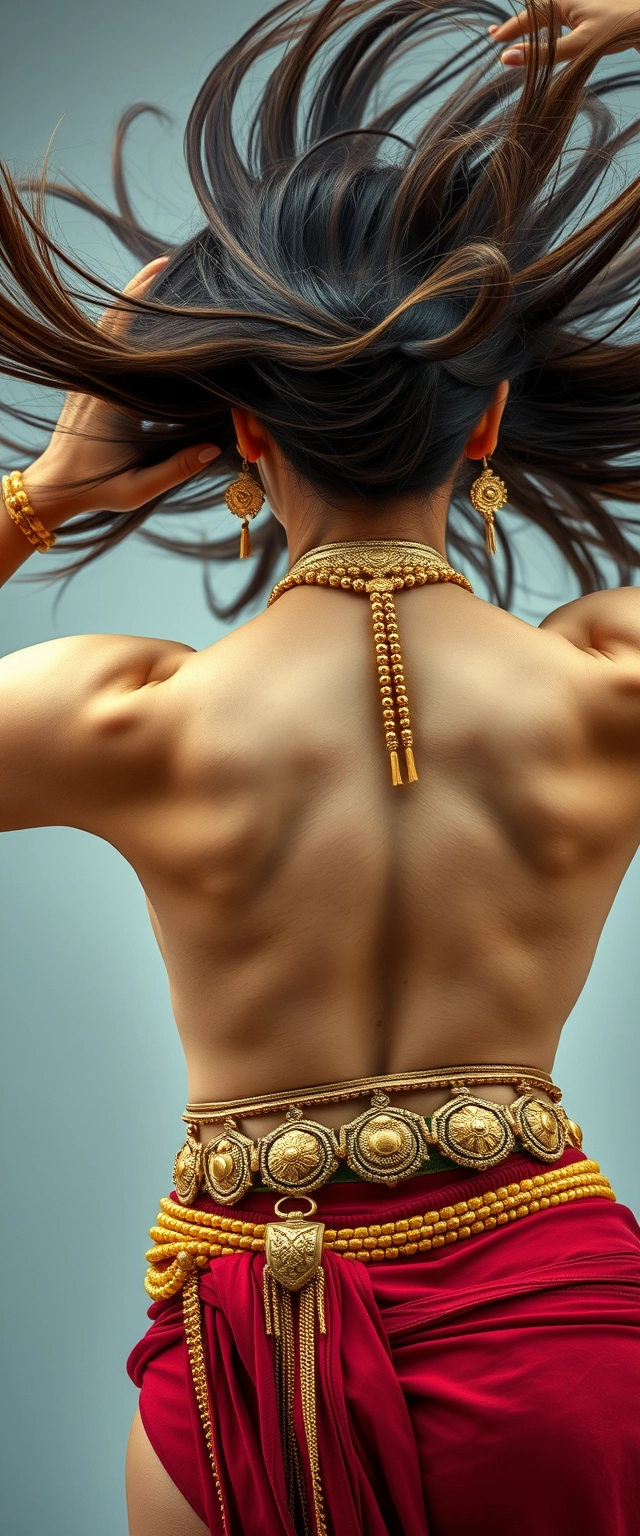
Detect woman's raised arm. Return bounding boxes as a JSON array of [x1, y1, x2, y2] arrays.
[[490, 1, 640, 68], [0, 260, 220, 831], [0, 260, 220, 585]]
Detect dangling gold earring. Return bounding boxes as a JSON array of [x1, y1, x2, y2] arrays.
[[224, 447, 265, 558], [469, 456, 508, 556]]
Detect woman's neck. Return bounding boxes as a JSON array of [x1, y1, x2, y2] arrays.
[[258, 454, 454, 566]]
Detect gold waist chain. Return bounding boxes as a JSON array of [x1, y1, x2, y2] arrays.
[[174, 1065, 581, 1208], [146, 1160, 614, 1536], [268, 539, 473, 786]]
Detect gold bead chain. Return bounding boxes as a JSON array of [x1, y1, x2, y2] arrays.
[[144, 1160, 613, 1300], [182, 1268, 227, 1531], [269, 540, 473, 787], [2, 471, 57, 553]]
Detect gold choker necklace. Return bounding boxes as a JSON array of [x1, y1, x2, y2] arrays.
[[269, 540, 472, 786]]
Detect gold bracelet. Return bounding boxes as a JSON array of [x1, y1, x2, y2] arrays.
[[2, 471, 57, 553]]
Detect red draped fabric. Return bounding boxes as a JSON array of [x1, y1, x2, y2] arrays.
[[128, 1150, 640, 1535]]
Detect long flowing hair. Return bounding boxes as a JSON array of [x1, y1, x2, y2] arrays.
[[2, 0, 640, 614]]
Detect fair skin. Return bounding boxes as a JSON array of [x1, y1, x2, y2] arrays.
[[489, 0, 640, 67], [2, 6, 640, 1534]]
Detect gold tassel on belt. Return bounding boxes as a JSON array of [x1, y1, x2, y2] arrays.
[[263, 1198, 328, 1536]]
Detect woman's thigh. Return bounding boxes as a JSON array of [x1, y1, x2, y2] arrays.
[[126, 1411, 209, 1536]]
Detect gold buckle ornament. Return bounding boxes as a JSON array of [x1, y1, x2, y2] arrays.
[[201, 1123, 254, 1205], [430, 1092, 515, 1169], [509, 1094, 566, 1163], [173, 1133, 203, 1204], [259, 1107, 339, 1194], [342, 1092, 430, 1183], [264, 1195, 325, 1291]]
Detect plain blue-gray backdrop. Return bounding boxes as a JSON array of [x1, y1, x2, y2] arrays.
[[1, 4, 639, 1533]]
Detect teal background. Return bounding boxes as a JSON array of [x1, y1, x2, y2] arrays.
[[1, 5, 639, 1533]]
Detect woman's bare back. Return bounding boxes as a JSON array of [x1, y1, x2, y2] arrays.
[[5, 578, 637, 1119]]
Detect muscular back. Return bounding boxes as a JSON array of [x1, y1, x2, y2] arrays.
[[4, 580, 636, 1113]]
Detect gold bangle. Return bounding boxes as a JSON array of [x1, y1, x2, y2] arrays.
[[2, 470, 57, 553]]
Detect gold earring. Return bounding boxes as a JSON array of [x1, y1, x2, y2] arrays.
[[224, 448, 265, 558], [469, 456, 507, 556]]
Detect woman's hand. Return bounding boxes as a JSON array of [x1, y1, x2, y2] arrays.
[[490, 2, 640, 68], [20, 258, 221, 530]]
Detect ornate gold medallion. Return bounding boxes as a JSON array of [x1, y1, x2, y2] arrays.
[[265, 1197, 325, 1291], [343, 1094, 429, 1184], [431, 1094, 515, 1169], [509, 1094, 565, 1163], [173, 1134, 203, 1204], [224, 466, 265, 519], [259, 1109, 339, 1194], [469, 462, 508, 516], [202, 1126, 253, 1205]]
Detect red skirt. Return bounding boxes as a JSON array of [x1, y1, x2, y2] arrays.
[[128, 1150, 640, 1535]]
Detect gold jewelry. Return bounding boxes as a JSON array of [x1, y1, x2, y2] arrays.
[[269, 540, 473, 786], [224, 448, 265, 558], [262, 1196, 328, 1536], [342, 1094, 431, 1183], [469, 457, 508, 555], [258, 1108, 339, 1196], [167, 1159, 611, 1536], [2, 471, 57, 553], [183, 1063, 561, 1123], [173, 1133, 203, 1203], [182, 1268, 228, 1531], [174, 1067, 581, 1204], [144, 1158, 614, 1298]]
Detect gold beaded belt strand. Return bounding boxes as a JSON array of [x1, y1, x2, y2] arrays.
[[146, 1160, 614, 1300], [146, 1161, 614, 1536], [268, 539, 473, 786], [174, 1065, 583, 1207]]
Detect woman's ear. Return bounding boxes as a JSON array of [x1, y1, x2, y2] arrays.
[[231, 407, 271, 463], [464, 381, 510, 461]]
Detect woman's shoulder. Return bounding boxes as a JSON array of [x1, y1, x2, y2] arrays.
[[541, 586, 640, 662]]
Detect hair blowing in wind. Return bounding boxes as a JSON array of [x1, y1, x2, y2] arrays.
[[2, 0, 640, 611]]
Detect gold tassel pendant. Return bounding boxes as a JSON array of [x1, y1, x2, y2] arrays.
[[268, 541, 477, 790], [369, 584, 419, 786], [390, 750, 403, 786], [470, 458, 506, 559], [484, 515, 497, 557], [264, 1198, 328, 1536], [225, 449, 265, 559]]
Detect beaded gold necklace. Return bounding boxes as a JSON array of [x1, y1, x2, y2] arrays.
[[268, 540, 473, 786]]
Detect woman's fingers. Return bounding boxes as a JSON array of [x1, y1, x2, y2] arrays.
[[117, 442, 222, 509], [499, 30, 588, 65], [489, 10, 534, 43]]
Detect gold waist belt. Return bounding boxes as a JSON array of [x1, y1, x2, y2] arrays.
[[174, 1065, 582, 1207], [145, 1160, 614, 1536], [146, 1158, 613, 1300]]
